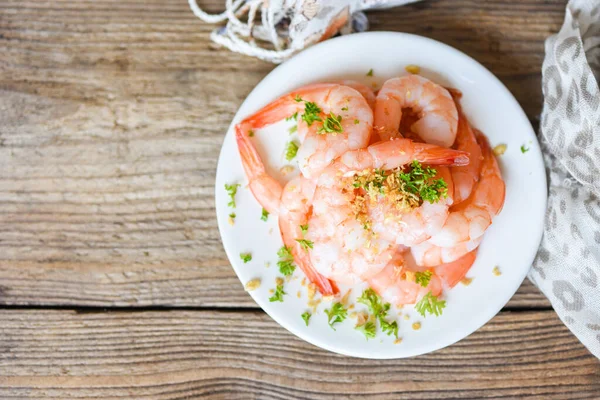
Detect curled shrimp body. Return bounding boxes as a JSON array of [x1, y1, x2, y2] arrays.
[[236, 128, 339, 295], [306, 139, 469, 284], [339, 80, 376, 109], [374, 75, 458, 147], [427, 133, 506, 248], [434, 250, 478, 288], [236, 83, 373, 179]]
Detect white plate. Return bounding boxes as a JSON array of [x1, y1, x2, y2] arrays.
[[215, 32, 547, 358]]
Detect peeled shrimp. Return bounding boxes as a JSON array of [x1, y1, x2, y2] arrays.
[[340, 139, 467, 246], [434, 250, 478, 288], [236, 127, 338, 295], [368, 251, 442, 306], [427, 133, 505, 248], [306, 139, 469, 284], [374, 75, 458, 147], [236, 83, 373, 179], [339, 80, 376, 109]]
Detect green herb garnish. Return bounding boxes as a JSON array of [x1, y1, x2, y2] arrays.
[[415, 291, 446, 317], [260, 208, 269, 221], [240, 253, 252, 263], [380, 319, 399, 338], [366, 68, 374, 76], [398, 161, 448, 204], [301, 311, 311, 326], [341, 106, 348, 111], [276, 246, 296, 276], [224, 183, 241, 208], [286, 112, 298, 121], [318, 112, 343, 135], [301, 101, 323, 126], [300, 224, 309, 235], [248, 130, 254, 137], [285, 141, 299, 161], [288, 125, 298, 134], [354, 119, 360, 125], [269, 283, 285, 302], [415, 271, 433, 287], [357, 289, 399, 338], [295, 239, 314, 250], [325, 302, 347, 330], [355, 321, 377, 339], [520, 144, 529, 153]]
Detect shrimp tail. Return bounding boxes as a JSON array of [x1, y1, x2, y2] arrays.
[[279, 216, 339, 296], [413, 143, 470, 166], [235, 125, 283, 214], [434, 249, 477, 288]]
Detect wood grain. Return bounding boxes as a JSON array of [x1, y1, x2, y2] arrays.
[[0, 309, 598, 399], [0, 0, 563, 308]]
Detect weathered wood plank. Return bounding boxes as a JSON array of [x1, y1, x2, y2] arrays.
[[0, 310, 597, 399], [0, 0, 564, 307]]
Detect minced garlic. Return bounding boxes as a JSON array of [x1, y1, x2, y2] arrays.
[[403, 314, 410, 321], [280, 165, 295, 175], [244, 278, 261, 291], [394, 338, 403, 345], [275, 277, 284, 286], [405, 64, 421, 74], [493, 144, 507, 156], [461, 277, 473, 286], [412, 322, 421, 331], [493, 266, 502, 276]]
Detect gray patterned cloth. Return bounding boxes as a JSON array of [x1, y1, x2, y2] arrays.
[[529, 0, 600, 359]]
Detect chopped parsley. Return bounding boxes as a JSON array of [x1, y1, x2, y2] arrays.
[[318, 112, 343, 135], [295, 239, 314, 250], [288, 125, 297, 134], [224, 183, 240, 208], [260, 208, 269, 221], [286, 112, 298, 121], [269, 283, 285, 302], [415, 270, 433, 287], [354, 119, 360, 125], [325, 302, 347, 330], [366, 68, 374, 76], [229, 212, 236, 220], [341, 106, 348, 111], [520, 144, 529, 153], [276, 245, 296, 276], [285, 141, 299, 161], [357, 289, 399, 338], [299, 99, 323, 126], [239, 253, 252, 263], [380, 319, 399, 338], [355, 321, 377, 339], [301, 311, 311, 326], [398, 161, 448, 204], [353, 168, 387, 192], [415, 291, 446, 317], [300, 224, 309, 235], [248, 130, 254, 137]]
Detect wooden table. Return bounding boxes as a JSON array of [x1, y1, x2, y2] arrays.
[[1, 0, 599, 398]]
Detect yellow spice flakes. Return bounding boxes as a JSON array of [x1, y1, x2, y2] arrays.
[[307, 283, 317, 300], [244, 278, 261, 291], [493, 266, 502, 276], [228, 216, 235, 226], [493, 144, 507, 156], [405, 64, 421, 74], [394, 338, 403, 345], [403, 314, 410, 321], [461, 277, 474, 286], [275, 277, 284, 286], [297, 290, 301, 298], [280, 165, 295, 176], [269, 289, 274, 294], [412, 322, 422, 331]]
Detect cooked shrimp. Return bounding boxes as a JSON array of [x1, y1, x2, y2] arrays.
[[368, 251, 442, 306], [236, 129, 339, 295], [427, 133, 506, 248], [411, 237, 481, 267], [434, 250, 478, 288], [339, 80, 376, 109], [374, 75, 458, 147], [306, 140, 468, 284], [236, 83, 373, 178], [448, 90, 483, 205]]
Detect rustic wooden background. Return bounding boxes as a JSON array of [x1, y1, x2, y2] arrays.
[[1, 0, 599, 398]]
